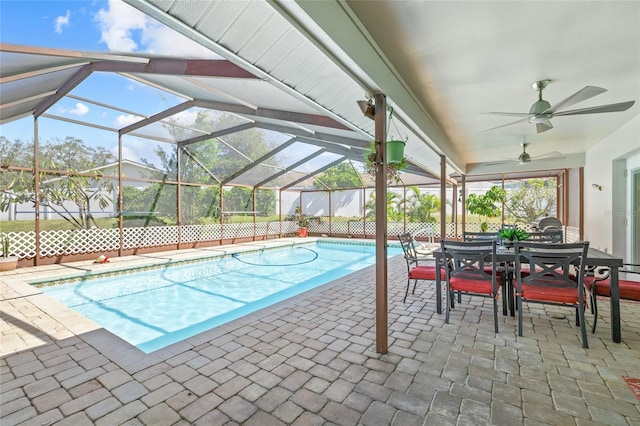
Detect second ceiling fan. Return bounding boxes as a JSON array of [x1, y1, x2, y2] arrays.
[[484, 143, 565, 166], [483, 80, 635, 134]]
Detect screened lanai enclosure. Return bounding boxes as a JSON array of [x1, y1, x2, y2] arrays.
[[1, 45, 574, 267]]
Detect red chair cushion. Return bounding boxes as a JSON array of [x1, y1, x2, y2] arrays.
[[585, 277, 640, 300], [450, 276, 499, 294], [409, 265, 445, 280], [520, 282, 578, 304]]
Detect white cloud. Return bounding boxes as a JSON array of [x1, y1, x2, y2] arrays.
[[94, 0, 217, 58], [54, 10, 70, 34], [59, 102, 89, 116], [95, 0, 147, 52], [115, 114, 141, 128]]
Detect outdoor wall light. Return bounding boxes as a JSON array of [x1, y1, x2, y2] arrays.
[[357, 99, 375, 120], [592, 184, 603, 191]]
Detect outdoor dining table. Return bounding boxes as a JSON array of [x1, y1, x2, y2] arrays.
[[432, 246, 625, 343]]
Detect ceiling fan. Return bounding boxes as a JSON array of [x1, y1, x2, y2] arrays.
[[482, 80, 635, 134], [484, 143, 565, 166]]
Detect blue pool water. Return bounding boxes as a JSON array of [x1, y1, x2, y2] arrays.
[[40, 241, 401, 353]]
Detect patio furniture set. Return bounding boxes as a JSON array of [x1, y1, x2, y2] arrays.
[[398, 231, 639, 347]]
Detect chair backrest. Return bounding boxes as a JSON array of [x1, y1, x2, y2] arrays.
[[514, 241, 589, 288], [398, 233, 419, 266], [527, 229, 563, 243], [441, 239, 497, 282], [463, 231, 498, 242], [537, 216, 562, 231]]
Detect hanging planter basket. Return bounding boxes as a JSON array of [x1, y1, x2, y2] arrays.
[[386, 140, 405, 165]]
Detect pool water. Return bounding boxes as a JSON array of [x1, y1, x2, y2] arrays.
[[40, 241, 401, 353]]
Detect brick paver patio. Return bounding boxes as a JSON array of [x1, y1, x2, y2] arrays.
[[2, 238, 639, 425]]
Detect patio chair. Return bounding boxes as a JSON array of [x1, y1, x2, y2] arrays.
[[441, 239, 501, 333], [398, 233, 444, 303], [527, 229, 563, 243], [463, 231, 499, 241], [584, 263, 640, 333], [505, 230, 563, 317], [513, 240, 590, 348], [463, 231, 508, 314]]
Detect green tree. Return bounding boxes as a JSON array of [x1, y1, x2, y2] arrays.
[[313, 162, 362, 189], [1, 137, 116, 229], [40, 136, 115, 170], [465, 186, 506, 231], [505, 178, 556, 223], [365, 191, 403, 221], [404, 186, 440, 222], [0, 136, 33, 169], [139, 111, 279, 223]]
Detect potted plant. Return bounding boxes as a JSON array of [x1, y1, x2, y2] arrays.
[[498, 226, 528, 247], [0, 236, 18, 272], [364, 140, 407, 184], [295, 204, 309, 237]]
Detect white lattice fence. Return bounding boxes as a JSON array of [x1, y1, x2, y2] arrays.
[[11, 220, 562, 261], [181, 224, 222, 243], [254, 222, 282, 237], [282, 221, 297, 235], [39, 228, 120, 256], [2, 232, 36, 258], [123, 226, 179, 249]]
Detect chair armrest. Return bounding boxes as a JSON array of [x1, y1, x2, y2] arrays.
[[405, 255, 435, 263], [588, 263, 640, 282]]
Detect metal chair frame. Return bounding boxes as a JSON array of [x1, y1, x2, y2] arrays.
[[398, 233, 438, 303], [441, 239, 501, 333], [586, 263, 640, 333], [513, 240, 590, 348]]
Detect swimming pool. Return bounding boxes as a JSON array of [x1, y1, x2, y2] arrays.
[[38, 240, 402, 353]]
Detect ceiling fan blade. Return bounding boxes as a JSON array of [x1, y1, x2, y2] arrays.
[[483, 160, 516, 166], [553, 100, 635, 116], [546, 86, 607, 113], [533, 151, 563, 160], [480, 116, 531, 133], [536, 121, 553, 133], [481, 112, 531, 117]]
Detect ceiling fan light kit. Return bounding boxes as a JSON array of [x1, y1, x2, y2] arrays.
[[518, 144, 531, 164], [483, 79, 635, 134]]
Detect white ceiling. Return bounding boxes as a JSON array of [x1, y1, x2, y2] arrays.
[[297, 0, 640, 176]]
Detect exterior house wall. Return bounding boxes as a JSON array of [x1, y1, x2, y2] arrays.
[[0, 161, 158, 222]]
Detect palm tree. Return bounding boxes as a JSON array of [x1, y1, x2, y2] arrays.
[[365, 192, 403, 221], [403, 187, 440, 222]]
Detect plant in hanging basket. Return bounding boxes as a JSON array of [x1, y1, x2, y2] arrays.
[[364, 140, 407, 184]]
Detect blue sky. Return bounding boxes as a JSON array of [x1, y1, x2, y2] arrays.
[[0, 0, 214, 55], [1, 0, 219, 164]]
